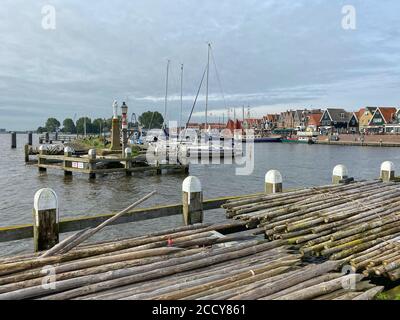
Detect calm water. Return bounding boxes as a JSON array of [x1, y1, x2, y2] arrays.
[[1, 133, 399, 255]]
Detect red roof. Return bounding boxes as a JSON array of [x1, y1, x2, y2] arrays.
[[377, 107, 397, 123], [307, 113, 323, 126]]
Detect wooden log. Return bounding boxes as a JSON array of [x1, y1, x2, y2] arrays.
[[352, 286, 384, 300], [276, 274, 363, 300], [228, 261, 341, 300]]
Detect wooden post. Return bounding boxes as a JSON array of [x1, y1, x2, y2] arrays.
[[125, 147, 132, 176], [265, 169, 283, 194], [380, 161, 395, 182], [11, 132, 16, 148], [38, 145, 47, 173], [332, 164, 348, 184], [88, 149, 96, 179], [24, 144, 29, 163], [33, 188, 59, 252], [63, 146, 73, 177], [27, 131, 33, 146], [182, 176, 203, 225]]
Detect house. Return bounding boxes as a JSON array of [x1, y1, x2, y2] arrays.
[[348, 112, 359, 133], [243, 118, 263, 130], [263, 114, 279, 130], [320, 108, 350, 132], [306, 112, 323, 131], [277, 110, 295, 129], [385, 108, 400, 133], [368, 107, 397, 133], [358, 107, 377, 131]]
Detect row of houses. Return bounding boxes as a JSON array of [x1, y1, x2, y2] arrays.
[[262, 107, 400, 134]]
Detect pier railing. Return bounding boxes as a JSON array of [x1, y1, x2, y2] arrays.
[[0, 193, 262, 243]]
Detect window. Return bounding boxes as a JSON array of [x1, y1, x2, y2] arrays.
[[340, 113, 345, 119]]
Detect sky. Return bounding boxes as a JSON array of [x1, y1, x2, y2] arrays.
[[0, 0, 399, 130]]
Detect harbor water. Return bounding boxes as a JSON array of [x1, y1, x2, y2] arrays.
[[1, 133, 400, 255]]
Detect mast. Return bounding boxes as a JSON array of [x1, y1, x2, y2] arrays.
[[180, 63, 184, 130], [163, 59, 170, 129], [205, 43, 210, 129]]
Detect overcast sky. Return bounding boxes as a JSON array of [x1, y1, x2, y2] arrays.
[[1, 0, 399, 130]]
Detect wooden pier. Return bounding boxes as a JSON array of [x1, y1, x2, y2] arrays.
[[0, 163, 399, 300], [25, 145, 189, 179]]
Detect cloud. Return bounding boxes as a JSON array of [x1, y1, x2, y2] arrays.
[[0, 0, 399, 129]]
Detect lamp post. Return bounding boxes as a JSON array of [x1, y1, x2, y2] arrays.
[[121, 102, 128, 156]]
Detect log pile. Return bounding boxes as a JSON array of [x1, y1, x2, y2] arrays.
[[223, 180, 400, 278], [0, 221, 382, 300]]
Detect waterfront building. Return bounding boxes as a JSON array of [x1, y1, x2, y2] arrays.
[[243, 118, 263, 130], [277, 110, 295, 129], [320, 108, 350, 133], [305, 111, 323, 132], [348, 112, 360, 133], [358, 107, 378, 131], [368, 107, 397, 133], [263, 114, 279, 130]]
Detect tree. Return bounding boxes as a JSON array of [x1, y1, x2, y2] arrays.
[[62, 118, 76, 134], [37, 126, 46, 133], [45, 118, 60, 132], [92, 118, 104, 134], [76, 117, 92, 135], [139, 111, 164, 129]]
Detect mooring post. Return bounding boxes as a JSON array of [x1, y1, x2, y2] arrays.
[[380, 161, 395, 182], [88, 149, 96, 179], [11, 132, 16, 149], [125, 147, 132, 176], [28, 131, 33, 146], [63, 146, 73, 177], [265, 170, 283, 194], [332, 164, 348, 184], [38, 145, 47, 173], [182, 176, 203, 225], [24, 144, 29, 163], [33, 188, 59, 252]]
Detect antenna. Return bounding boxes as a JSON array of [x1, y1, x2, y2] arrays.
[[163, 59, 170, 128], [205, 43, 211, 129], [180, 63, 184, 130]]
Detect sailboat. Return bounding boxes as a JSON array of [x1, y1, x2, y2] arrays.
[[149, 45, 242, 161]]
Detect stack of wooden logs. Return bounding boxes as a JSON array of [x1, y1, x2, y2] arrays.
[[223, 180, 400, 279], [0, 221, 382, 300]]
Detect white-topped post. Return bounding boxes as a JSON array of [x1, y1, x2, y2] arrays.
[[265, 170, 283, 194], [182, 176, 203, 225], [38, 145, 48, 172], [125, 147, 132, 176], [88, 149, 96, 179], [63, 146, 73, 177], [332, 164, 348, 184], [33, 188, 59, 252], [380, 161, 395, 182]]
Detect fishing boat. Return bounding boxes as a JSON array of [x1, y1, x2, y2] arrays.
[[281, 136, 315, 144]]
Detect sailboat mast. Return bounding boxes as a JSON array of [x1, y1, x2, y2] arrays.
[[205, 43, 210, 130], [164, 59, 170, 128], [180, 63, 184, 130]]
